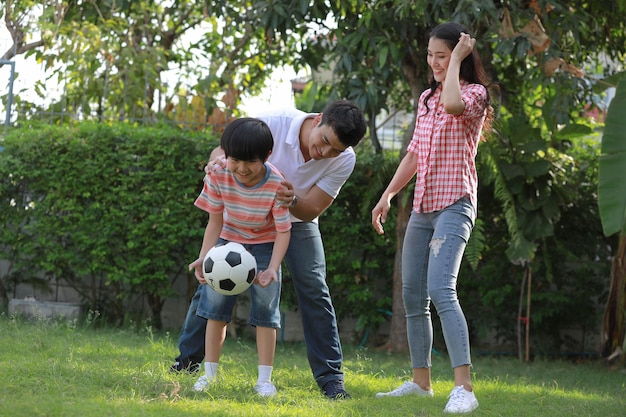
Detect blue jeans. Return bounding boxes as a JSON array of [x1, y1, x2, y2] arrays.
[[176, 241, 279, 365], [175, 222, 344, 388], [402, 197, 475, 369], [175, 286, 206, 366]]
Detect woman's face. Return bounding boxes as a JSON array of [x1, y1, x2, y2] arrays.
[[427, 37, 453, 83]]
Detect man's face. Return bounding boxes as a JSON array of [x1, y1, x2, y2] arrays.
[[307, 119, 348, 160]]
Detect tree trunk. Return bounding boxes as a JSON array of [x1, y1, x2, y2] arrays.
[[517, 269, 526, 361], [369, 108, 382, 153], [525, 266, 532, 362], [379, 45, 426, 352], [601, 234, 626, 360], [146, 292, 164, 330], [380, 190, 410, 352], [379, 112, 416, 353], [0, 275, 8, 311]]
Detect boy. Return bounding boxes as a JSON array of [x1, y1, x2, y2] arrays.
[[188, 117, 291, 397], [174, 100, 366, 399]]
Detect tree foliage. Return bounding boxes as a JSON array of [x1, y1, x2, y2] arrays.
[[2, 0, 625, 356], [251, 0, 625, 353], [1, 1, 300, 124], [597, 77, 626, 360]]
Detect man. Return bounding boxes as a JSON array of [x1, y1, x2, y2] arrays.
[[172, 100, 367, 400]]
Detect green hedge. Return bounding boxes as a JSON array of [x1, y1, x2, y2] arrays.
[[0, 122, 613, 355], [0, 122, 399, 332], [0, 122, 215, 327], [317, 145, 399, 336]]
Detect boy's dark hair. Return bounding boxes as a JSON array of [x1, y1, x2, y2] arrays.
[[319, 100, 367, 148], [221, 118, 274, 161]]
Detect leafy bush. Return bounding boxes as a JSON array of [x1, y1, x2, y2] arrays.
[[461, 133, 613, 354], [317, 144, 399, 336], [0, 122, 614, 355], [0, 122, 216, 326]]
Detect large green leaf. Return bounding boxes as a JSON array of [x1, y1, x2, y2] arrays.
[[598, 80, 626, 237], [592, 72, 626, 95]]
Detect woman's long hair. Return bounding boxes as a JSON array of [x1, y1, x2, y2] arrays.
[[423, 22, 494, 137]]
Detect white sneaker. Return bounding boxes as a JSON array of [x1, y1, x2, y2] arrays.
[[443, 386, 479, 414], [254, 381, 277, 397], [375, 381, 434, 398], [193, 375, 211, 392]]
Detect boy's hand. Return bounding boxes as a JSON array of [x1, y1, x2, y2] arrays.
[[255, 269, 278, 287], [188, 258, 206, 284]]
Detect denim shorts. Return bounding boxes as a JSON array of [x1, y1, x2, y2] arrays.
[[197, 240, 281, 329]]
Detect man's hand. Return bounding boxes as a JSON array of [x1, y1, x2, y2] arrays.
[[204, 157, 226, 175], [276, 180, 295, 206]]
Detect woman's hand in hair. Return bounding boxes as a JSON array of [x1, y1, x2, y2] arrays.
[[452, 32, 475, 62]]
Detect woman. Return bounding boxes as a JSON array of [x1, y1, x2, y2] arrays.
[[371, 22, 492, 414]]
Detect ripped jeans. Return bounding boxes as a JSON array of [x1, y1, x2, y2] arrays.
[[402, 197, 475, 370]]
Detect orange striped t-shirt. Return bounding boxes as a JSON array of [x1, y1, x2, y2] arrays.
[[194, 162, 291, 244]]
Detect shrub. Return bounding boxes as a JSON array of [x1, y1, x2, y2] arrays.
[[0, 122, 217, 326], [317, 144, 399, 338]]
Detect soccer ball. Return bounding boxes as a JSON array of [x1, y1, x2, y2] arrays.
[[203, 242, 257, 295]]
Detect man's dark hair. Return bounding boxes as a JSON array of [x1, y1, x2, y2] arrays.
[[221, 117, 274, 161], [319, 100, 367, 148]]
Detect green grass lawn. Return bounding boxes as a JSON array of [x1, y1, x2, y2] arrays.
[[0, 314, 624, 417]]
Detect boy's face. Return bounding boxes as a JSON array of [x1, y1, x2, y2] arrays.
[[226, 157, 266, 187], [307, 115, 348, 160]]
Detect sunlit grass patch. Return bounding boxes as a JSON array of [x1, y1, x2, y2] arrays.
[[1, 315, 624, 417]]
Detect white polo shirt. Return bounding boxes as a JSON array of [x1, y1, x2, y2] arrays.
[[255, 107, 356, 223]]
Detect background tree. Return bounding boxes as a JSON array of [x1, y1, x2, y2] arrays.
[[597, 76, 626, 363], [0, 0, 66, 61], [1, 0, 299, 125], [3, 0, 625, 357], [254, 0, 625, 354]]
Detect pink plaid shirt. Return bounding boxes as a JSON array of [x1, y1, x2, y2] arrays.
[[407, 81, 488, 213]]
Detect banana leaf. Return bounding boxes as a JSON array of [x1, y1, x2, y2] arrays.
[[598, 80, 626, 237]]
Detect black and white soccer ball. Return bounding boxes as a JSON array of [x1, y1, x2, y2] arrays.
[[203, 242, 257, 295]]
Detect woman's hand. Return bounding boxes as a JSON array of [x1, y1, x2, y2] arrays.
[[452, 32, 475, 62], [371, 196, 392, 235]]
